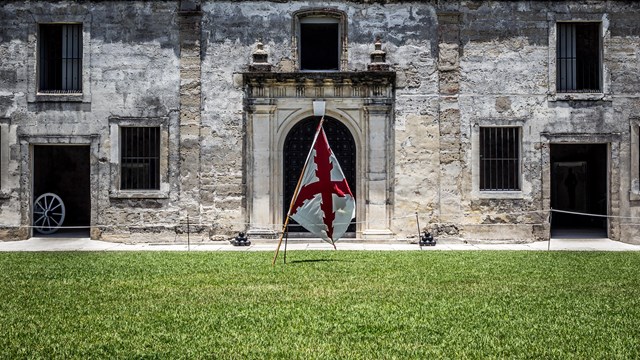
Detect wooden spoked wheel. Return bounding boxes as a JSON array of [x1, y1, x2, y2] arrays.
[[33, 193, 66, 234]]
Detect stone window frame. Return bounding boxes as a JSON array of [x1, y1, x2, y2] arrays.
[[292, 9, 348, 72], [471, 119, 527, 199], [27, 13, 92, 103], [630, 117, 640, 201], [0, 118, 11, 198], [547, 12, 610, 102], [109, 117, 170, 199]]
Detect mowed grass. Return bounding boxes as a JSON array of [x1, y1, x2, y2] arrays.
[[1, 251, 639, 359]]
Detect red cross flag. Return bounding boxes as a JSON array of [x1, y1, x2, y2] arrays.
[[288, 122, 355, 246]]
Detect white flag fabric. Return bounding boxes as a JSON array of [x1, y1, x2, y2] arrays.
[[289, 126, 356, 245]]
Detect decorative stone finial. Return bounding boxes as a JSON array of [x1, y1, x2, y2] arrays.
[[368, 37, 389, 71], [249, 40, 272, 72]]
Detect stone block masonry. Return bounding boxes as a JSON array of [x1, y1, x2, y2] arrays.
[[0, 1, 639, 244]]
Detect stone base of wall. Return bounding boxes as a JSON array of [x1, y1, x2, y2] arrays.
[[100, 227, 212, 243], [461, 224, 546, 243], [0, 227, 30, 241]]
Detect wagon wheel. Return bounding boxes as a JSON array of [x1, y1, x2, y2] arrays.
[[33, 193, 66, 234]]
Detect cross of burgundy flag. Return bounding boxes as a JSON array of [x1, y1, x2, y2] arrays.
[[288, 121, 356, 246]]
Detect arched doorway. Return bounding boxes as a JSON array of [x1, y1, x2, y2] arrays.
[[283, 116, 356, 234]]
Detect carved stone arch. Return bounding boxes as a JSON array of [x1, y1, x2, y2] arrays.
[[282, 116, 357, 234], [276, 108, 362, 152], [275, 108, 363, 235]]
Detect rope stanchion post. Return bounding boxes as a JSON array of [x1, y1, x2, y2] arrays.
[[415, 212, 422, 250], [547, 209, 552, 251]]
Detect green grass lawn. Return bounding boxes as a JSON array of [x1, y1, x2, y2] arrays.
[[1, 251, 639, 359]]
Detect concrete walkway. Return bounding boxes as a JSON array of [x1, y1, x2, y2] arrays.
[[1, 236, 639, 252]]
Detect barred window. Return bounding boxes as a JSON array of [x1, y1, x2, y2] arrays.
[[120, 127, 160, 190], [480, 127, 520, 191], [557, 22, 601, 93], [38, 23, 82, 93]]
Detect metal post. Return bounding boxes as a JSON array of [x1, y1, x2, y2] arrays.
[[547, 209, 552, 251], [415, 212, 422, 249], [187, 214, 190, 252]]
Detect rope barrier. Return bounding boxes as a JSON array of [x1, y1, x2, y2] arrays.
[[549, 208, 637, 220], [11, 208, 640, 232]]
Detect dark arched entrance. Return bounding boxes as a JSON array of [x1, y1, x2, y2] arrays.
[[283, 116, 356, 234]]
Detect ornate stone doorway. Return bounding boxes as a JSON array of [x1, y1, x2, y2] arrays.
[[243, 71, 395, 240], [283, 116, 356, 234]]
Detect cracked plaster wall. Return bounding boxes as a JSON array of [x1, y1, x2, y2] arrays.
[[1, 0, 640, 243]]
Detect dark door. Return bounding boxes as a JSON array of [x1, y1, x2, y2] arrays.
[[33, 145, 90, 235], [550, 144, 607, 233], [283, 117, 356, 234]]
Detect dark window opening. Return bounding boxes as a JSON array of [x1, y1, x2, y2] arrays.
[[121, 127, 160, 190], [300, 22, 339, 70], [39, 23, 82, 93], [480, 127, 520, 191], [557, 22, 601, 93]]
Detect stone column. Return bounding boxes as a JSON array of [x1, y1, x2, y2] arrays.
[[437, 13, 463, 229], [246, 102, 277, 238], [362, 103, 394, 239], [178, 1, 202, 218]]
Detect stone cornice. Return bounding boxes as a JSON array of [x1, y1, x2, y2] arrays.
[[242, 71, 395, 99]]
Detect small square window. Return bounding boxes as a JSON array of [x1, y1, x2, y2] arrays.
[[557, 22, 601, 93], [120, 127, 160, 190], [480, 127, 521, 191], [38, 23, 83, 93], [300, 18, 339, 71]]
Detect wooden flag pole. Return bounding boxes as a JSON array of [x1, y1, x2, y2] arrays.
[[273, 116, 325, 266]]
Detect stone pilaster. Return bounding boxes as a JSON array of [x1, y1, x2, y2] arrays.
[[178, 1, 202, 217], [362, 102, 394, 240], [437, 12, 463, 229], [246, 102, 277, 238]]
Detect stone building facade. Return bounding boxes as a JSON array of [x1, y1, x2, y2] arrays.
[[1, 0, 639, 243]]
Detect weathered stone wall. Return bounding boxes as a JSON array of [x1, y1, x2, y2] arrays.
[[453, 1, 639, 242], [200, 1, 442, 239], [1, 0, 639, 243], [0, 1, 184, 241]]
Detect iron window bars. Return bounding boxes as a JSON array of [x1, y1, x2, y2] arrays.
[[39, 23, 82, 93], [557, 22, 601, 93], [120, 127, 160, 190], [480, 127, 520, 191]]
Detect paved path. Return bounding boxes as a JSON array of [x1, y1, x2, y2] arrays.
[[1, 237, 639, 252]]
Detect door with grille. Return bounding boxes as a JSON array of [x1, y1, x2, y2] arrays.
[[283, 116, 356, 234]]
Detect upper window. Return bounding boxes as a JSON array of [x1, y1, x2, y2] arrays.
[[38, 23, 83, 93], [479, 127, 520, 191], [120, 127, 160, 190], [300, 17, 340, 71], [293, 9, 346, 71], [556, 22, 601, 93]]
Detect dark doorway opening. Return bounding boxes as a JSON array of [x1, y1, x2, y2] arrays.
[[300, 22, 339, 71], [33, 145, 90, 237], [550, 144, 607, 237], [283, 117, 356, 236]]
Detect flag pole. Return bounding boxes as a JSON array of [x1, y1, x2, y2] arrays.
[[272, 116, 326, 266]]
